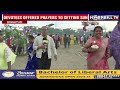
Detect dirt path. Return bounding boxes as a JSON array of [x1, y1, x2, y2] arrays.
[[12, 45, 115, 70]]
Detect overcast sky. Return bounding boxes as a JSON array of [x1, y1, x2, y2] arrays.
[[0, 21, 118, 31]]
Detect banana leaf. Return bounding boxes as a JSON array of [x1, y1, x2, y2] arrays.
[[18, 37, 27, 47], [13, 28, 20, 33], [5, 31, 11, 38]]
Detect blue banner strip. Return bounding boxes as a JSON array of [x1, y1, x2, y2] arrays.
[[0, 70, 36, 79]]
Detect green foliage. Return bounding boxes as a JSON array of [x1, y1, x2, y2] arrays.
[[3, 26, 27, 48], [5, 31, 11, 38], [18, 37, 26, 47]]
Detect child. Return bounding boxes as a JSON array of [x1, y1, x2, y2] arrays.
[[25, 35, 39, 70]]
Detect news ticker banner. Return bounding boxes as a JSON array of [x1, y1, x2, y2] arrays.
[[2, 14, 88, 24], [36, 70, 120, 79], [1, 14, 119, 24], [1, 70, 120, 79]]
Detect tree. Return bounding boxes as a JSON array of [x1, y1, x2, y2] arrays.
[[3, 25, 27, 55], [77, 29, 84, 36]]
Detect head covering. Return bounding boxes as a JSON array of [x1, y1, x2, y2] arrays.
[[37, 33, 40, 36], [109, 23, 120, 49]]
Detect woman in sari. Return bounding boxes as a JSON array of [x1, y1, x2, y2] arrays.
[[0, 30, 16, 70], [25, 35, 39, 70], [82, 26, 110, 69], [109, 21, 120, 69]]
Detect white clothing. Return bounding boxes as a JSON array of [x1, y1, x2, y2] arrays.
[[33, 35, 57, 59]]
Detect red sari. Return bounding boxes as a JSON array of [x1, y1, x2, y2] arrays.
[[85, 37, 109, 70], [6, 38, 11, 48]]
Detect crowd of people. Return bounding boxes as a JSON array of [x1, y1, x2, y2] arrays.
[[0, 21, 120, 70]]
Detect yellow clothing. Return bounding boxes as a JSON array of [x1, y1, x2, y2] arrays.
[[74, 37, 76, 40], [0, 42, 16, 70]]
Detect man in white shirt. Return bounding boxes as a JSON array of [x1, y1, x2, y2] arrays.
[[33, 26, 57, 69]]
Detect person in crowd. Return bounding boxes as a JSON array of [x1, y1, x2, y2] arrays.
[[87, 34, 92, 40], [82, 26, 110, 69], [11, 37, 17, 53], [81, 36, 84, 47], [68, 35, 71, 48], [76, 36, 78, 44], [17, 37, 24, 55], [6, 36, 11, 48], [58, 35, 60, 47], [25, 35, 39, 70], [0, 30, 16, 70], [55, 34, 59, 49], [105, 33, 109, 38], [52, 35, 55, 42], [63, 34, 68, 48], [74, 36, 76, 45], [37, 33, 40, 36], [49, 34, 52, 37], [109, 21, 120, 69], [78, 35, 81, 44], [33, 26, 57, 69], [109, 32, 111, 38], [59, 36, 61, 45], [83, 36, 87, 45]]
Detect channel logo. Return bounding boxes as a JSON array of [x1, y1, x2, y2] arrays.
[[2, 71, 14, 78], [89, 15, 98, 20], [89, 15, 119, 21], [94, 75, 120, 79], [15, 71, 36, 79]]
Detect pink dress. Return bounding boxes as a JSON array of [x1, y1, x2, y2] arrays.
[[85, 37, 109, 70]]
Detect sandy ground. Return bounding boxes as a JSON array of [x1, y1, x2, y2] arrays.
[[12, 44, 115, 70]]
